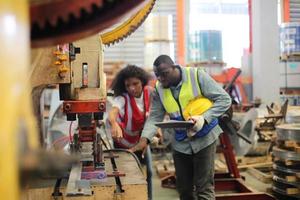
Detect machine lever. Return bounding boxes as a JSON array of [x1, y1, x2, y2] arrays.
[[236, 132, 252, 144], [220, 114, 252, 144]]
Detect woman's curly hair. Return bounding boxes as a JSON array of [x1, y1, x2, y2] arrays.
[[111, 65, 151, 97]]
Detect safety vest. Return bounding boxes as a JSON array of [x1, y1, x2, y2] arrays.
[[156, 67, 216, 140], [114, 86, 151, 148]]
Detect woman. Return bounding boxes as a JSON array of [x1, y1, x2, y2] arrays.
[[108, 64, 153, 200]]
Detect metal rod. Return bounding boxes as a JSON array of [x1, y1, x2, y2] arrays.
[[224, 69, 242, 91]]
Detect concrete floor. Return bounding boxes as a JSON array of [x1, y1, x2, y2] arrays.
[[151, 153, 272, 200], [151, 152, 179, 200], [152, 168, 179, 200]]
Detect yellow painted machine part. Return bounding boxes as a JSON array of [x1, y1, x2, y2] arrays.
[[0, 0, 156, 199], [0, 1, 39, 200], [100, 0, 155, 46]]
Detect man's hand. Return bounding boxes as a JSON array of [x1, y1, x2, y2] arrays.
[[151, 128, 163, 146], [111, 122, 123, 141], [129, 137, 148, 153], [187, 115, 205, 137]]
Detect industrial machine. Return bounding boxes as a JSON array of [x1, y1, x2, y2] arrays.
[[0, 1, 156, 200]]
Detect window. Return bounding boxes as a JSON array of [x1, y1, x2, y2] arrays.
[[189, 0, 249, 68]]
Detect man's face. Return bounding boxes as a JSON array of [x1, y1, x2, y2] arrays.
[[125, 77, 143, 98], [154, 63, 175, 88]]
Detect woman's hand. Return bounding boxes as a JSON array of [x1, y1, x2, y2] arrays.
[[111, 122, 123, 141]]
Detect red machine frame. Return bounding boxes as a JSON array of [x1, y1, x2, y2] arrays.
[[215, 133, 275, 200], [63, 100, 106, 169], [63, 100, 106, 114]]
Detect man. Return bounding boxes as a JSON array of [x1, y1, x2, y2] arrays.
[[130, 55, 231, 200], [108, 65, 153, 200]]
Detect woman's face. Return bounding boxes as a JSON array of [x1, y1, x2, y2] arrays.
[[125, 77, 143, 98]]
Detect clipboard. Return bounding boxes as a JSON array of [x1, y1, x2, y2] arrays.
[[155, 120, 194, 129]]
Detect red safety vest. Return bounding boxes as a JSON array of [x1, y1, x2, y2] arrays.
[[114, 86, 151, 148]]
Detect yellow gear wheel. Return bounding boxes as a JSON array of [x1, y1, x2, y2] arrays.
[[100, 0, 156, 46]]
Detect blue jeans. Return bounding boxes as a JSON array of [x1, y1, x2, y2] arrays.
[[134, 146, 153, 200]]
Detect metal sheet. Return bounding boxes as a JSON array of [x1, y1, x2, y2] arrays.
[[276, 123, 300, 141], [273, 163, 300, 174], [155, 120, 194, 129], [229, 108, 258, 156], [273, 147, 300, 161], [273, 173, 300, 186], [286, 115, 300, 124], [272, 185, 300, 199], [66, 163, 92, 196], [273, 175, 300, 187]]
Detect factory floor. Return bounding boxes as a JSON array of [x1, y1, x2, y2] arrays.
[[151, 153, 272, 200], [153, 171, 179, 200], [153, 172, 271, 200]]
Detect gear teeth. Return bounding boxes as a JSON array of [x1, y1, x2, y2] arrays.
[[60, 14, 70, 24], [34, 20, 45, 30], [94, 1, 104, 7], [30, 0, 104, 30], [73, 11, 81, 19], [48, 18, 58, 27], [102, 0, 156, 46]]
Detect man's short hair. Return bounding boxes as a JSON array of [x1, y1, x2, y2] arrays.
[[153, 55, 174, 67]]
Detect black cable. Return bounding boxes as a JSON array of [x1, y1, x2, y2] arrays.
[[100, 124, 147, 172], [52, 178, 62, 199], [104, 148, 144, 172], [99, 125, 145, 194]]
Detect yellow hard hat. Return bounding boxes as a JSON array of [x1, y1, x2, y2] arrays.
[[183, 97, 213, 120]]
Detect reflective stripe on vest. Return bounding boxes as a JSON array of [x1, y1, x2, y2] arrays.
[[156, 67, 203, 119], [123, 94, 133, 132], [122, 86, 151, 136], [156, 67, 217, 140], [116, 86, 151, 148]]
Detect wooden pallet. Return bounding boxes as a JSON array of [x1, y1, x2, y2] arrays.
[[216, 153, 273, 171], [247, 166, 273, 183], [237, 155, 272, 170], [277, 140, 300, 153], [284, 174, 300, 183], [273, 178, 300, 196], [215, 159, 227, 173], [280, 53, 300, 61], [236, 155, 272, 166], [154, 160, 175, 178], [155, 155, 273, 180], [155, 158, 229, 178], [286, 188, 300, 195], [257, 130, 275, 141], [273, 171, 300, 183]]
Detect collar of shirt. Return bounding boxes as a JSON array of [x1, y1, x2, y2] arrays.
[[170, 66, 186, 91]]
